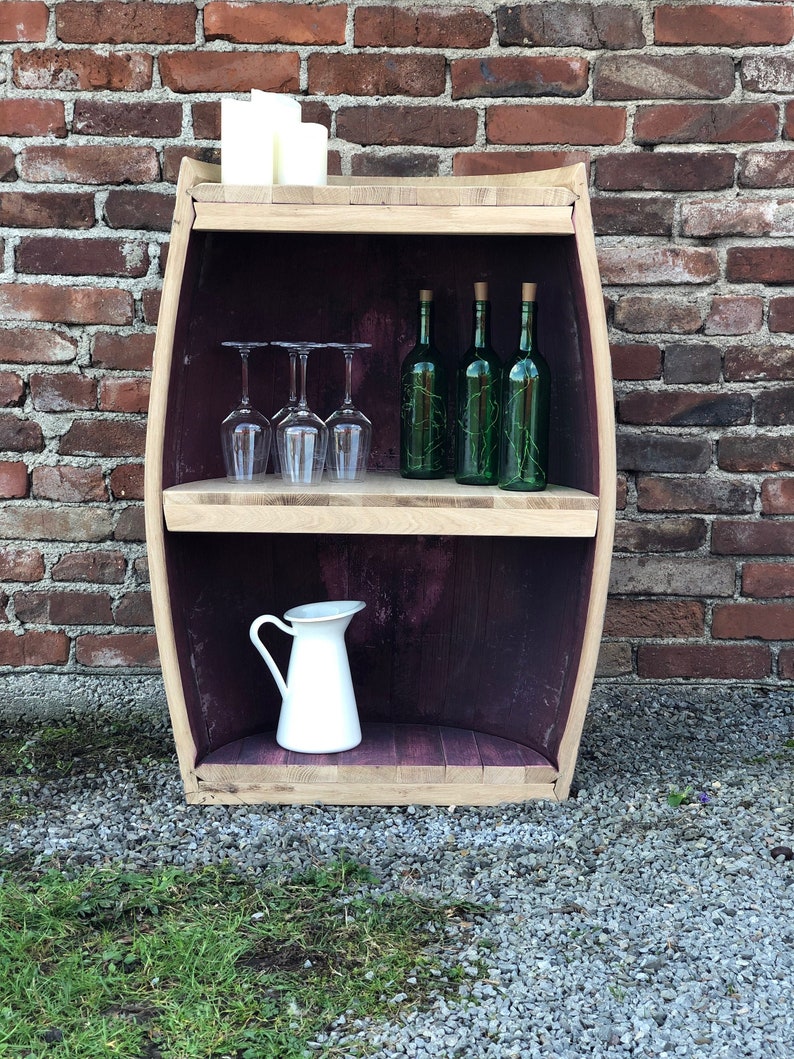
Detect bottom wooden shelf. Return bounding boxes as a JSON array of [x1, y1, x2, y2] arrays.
[[189, 723, 560, 805]]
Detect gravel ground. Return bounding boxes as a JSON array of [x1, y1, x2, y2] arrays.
[[2, 684, 792, 1058]]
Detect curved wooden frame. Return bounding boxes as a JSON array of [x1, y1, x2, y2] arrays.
[[144, 158, 615, 804]]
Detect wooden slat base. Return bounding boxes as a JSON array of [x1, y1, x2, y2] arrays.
[[193, 722, 559, 805]]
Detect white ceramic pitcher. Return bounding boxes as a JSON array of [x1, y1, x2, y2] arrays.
[[249, 600, 365, 753]]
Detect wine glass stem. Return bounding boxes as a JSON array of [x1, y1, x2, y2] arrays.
[[344, 351, 354, 408], [298, 352, 309, 410], [239, 350, 251, 407], [288, 351, 297, 403]]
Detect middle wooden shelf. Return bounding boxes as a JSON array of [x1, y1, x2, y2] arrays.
[[163, 471, 599, 537]]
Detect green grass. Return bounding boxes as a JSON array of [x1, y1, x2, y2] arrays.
[[0, 721, 173, 780], [0, 856, 478, 1059]]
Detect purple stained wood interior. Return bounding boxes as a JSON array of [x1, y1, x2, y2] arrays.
[[162, 224, 599, 767]]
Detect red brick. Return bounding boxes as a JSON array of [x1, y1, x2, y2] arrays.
[[109, 464, 144, 501], [610, 555, 734, 595], [614, 294, 703, 334], [727, 247, 794, 284], [15, 589, 114, 625], [104, 190, 174, 232], [619, 390, 751, 427], [133, 556, 149, 583], [596, 151, 735, 191], [0, 546, 44, 581], [142, 288, 162, 325], [617, 432, 711, 473], [786, 99, 794, 141], [592, 196, 674, 237], [0, 371, 24, 406], [664, 342, 722, 384], [0, 190, 94, 229], [613, 517, 707, 552], [0, 460, 28, 498], [487, 104, 626, 146], [638, 644, 771, 679], [0, 145, 15, 180], [206, 1, 345, 44], [761, 478, 794, 514], [742, 561, 794, 597], [73, 100, 182, 138], [604, 598, 705, 637], [52, 549, 125, 583], [56, 1, 196, 44], [114, 591, 153, 626], [497, 3, 644, 49], [451, 57, 588, 100], [713, 602, 794, 640], [610, 343, 661, 381], [599, 246, 718, 285], [30, 372, 96, 411], [0, 284, 132, 326], [779, 648, 794, 679], [596, 641, 633, 677], [351, 152, 440, 178], [453, 150, 590, 176], [682, 199, 778, 237], [113, 505, 145, 541], [31, 464, 107, 502], [17, 236, 149, 279], [755, 387, 794, 426], [192, 99, 332, 142], [159, 50, 298, 93], [725, 344, 794, 381], [19, 145, 159, 185], [60, 419, 147, 458], [338, 106, 477, 147], [770, 297, 794, 332], [655, 4, 793, 47], [0, 506, 113, 542], [162, 146, 219, 183], [91, 332, 154, 371], [308, 53, 445, 97], [14, 48, 153, 91], [595, 53, 734, 100], [99, 378, 150, 413], [0, 415, 43, 452], [0, 1, 48, 41], [637, 475, 755, 514], [76, 632, 159, 667], [705, 296, 764, 336], [0, 327, 77, 364], [741, 54, 794, 94], [712, 519, 794, 555], [740, 149, 794, 188], [0, 630, 70, 666], [0, 98, 66, 136], [635, 102, 777, 145], [355, 5, 492, 48], [719, 434, 794, 472]]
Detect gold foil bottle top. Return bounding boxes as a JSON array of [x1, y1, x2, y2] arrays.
[[474, 281, 489, 301], [419, 289, 433, 302], [522, 282, 538, 302]]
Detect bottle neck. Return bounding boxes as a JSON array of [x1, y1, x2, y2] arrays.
[[418, 301, 434, 346], [472, 300, 491, 350], [518, 300, 538, 354]]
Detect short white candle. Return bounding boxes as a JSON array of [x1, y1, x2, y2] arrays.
[[220, 98, 273, 185], [277, 122, 328, 186], [251, 90, 302, 183]]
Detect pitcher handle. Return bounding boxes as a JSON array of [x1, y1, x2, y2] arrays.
[[249, 614, 294, 700]]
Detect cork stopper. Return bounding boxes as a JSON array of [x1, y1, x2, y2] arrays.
[[522, 282, 538, 302], [419, 289, 433, 302], [474, 281, 489, 301]]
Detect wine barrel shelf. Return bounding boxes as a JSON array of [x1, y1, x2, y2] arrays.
[[144, 157, 615, 806]]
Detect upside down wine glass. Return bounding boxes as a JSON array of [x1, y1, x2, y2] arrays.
[[220, 341, 271, 481], [325, 343, 372, 482], [269, 344, 299, 476], [275, 342, 327, 485]]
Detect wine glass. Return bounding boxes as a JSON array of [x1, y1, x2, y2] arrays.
[[220, 341, 271, 482], [269, 344, 299, 476], [274, 342, 327, 485], [325, 343, 372, 482]]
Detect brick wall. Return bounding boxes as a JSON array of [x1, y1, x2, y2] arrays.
[[1, 1, 793, 694]]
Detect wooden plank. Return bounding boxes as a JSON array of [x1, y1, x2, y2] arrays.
[[395, 724, 446, 784], [459, 186, 498, 206], [439, 726, 483, 784], [189, 781, 559, 806], [192, 202, 575, 236], [337, 722, 399, 783], [349, 185, 418, 205]]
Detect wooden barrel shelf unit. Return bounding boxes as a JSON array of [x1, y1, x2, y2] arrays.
[[144, 158, 616, 806]]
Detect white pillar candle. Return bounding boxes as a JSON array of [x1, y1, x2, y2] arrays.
[[251, 90, 302, 183], [220, 98, 273, 185], [277, 122, 329, 186]]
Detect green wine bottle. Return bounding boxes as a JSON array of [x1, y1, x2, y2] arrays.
[[499, 282, 551, 492], [400, 289, 447, 479], [455, 281, 501, 485]]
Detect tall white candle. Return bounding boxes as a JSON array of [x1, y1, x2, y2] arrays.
[[277, 122, 329, 186], [251, 91, 301, 183], [220, 98, 273, 185]]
